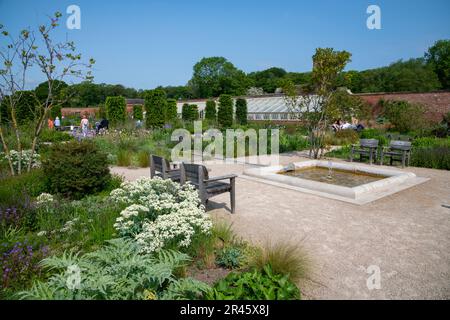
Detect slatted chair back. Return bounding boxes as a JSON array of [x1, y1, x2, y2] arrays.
[[180, 163, 209, 186], [150, 155, 172, 178], [359, 139, 379, 148], [389, 140, 412, 151], [151, 155, 170, 173]]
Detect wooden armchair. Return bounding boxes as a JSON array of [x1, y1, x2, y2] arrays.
[[350, 139, 379, 165], [150, 155, 181, 182], [180, 163, 237, 213], [380, 140, 412, 168]]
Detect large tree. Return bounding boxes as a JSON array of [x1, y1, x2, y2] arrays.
[[283, 48, 352, 159], [0, 12, 94, 175], [247, 67, 287, 93], [188, 57, 250, 98], [426, 39, 450, 89]]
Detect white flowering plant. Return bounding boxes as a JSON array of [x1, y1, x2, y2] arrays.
[[0, 149, 41, 171], [110, 177, 212, 253], [36, 193, 54, 208]]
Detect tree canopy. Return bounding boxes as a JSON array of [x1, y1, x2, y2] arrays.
[[188, 57, 250, 98], [425, 39, 450, 89]]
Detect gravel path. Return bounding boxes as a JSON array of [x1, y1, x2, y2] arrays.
[[110, 156, 450, 300]]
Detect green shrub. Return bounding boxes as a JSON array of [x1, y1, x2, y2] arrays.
[[216, 247, 242, 269], [105, 96, 126, 125], [218, 94, 233, 127], [412, 137, 450, 148], [145, 89, 166, 128], [279, 132, 309, 152], [0, 169, 46, 207], [132, 104, 143, 121], [382, 100, 427, 133], [206, 265, 300, 300], [42, 140, 111, 199], [411, 146, 450, 170], [165, 99, 178, 123], [235, 98, 248, 125], [39, 129, 73, 143], [247, 241, 310, 282], [205, 100, 217, 121]]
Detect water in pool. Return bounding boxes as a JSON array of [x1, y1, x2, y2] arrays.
[[280, 166, 385, 187]]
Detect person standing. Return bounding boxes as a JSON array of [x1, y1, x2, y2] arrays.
[[48, 118, 54, 130], [80, 115, 89, 137], [54, 116, 61, 131]]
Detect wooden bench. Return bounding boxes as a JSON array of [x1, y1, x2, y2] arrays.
[[350, 139, 379, 165], [180, 163, 237, 213], [150, 155, 181, 182], [380, 140, 412, 168]]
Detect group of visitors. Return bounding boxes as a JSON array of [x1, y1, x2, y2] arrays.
[[331, 118, 365, 132], [47, 116, 61, 130], [47, 114, 109, 138]]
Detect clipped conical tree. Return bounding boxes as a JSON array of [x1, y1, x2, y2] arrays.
[[133, 104, 143, 120], [182, 103, 190, 121], [165, 99, 178, 123], [145, 89, 166, 128], [205, 99, 217, 121], [190, 104, 199, 120], [235, 98, 248, 125], [217, 94, 233, 127]]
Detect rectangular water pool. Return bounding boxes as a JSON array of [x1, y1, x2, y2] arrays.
[[243, 160, 426, 204]]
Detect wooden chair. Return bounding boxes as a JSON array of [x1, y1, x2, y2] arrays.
[[180, 163, 237, 213], [150, 155, 181, 182], [350, 139, 379, 165], [380, 140, 412, 168]]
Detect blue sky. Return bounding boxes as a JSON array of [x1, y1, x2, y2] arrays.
[[1, 0, 449, 90]]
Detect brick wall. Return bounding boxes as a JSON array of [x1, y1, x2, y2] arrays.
[[61, 105, 134, 117], [355, 91, 450, 123]]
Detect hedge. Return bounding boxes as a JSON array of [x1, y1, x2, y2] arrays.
[[105, 96, 126, 125]]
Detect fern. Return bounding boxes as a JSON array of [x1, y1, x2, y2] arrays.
[[155, 249, 191, 268], [18, 238, 203, 300], [160, 278, 211, 300]]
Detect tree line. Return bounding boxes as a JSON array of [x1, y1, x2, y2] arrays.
[[3, 40, 449, 112]]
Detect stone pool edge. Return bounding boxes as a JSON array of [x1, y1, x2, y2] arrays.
[[241, 160, 430, 205]]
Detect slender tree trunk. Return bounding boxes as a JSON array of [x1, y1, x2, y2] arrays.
[[9, 106, 22, 174], [27, 105, 49, 172], [0, 126, 15, 175]]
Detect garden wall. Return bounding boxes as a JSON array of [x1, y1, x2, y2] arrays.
[[355, 91, 450, 123], [61, 105, 134, 117]]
